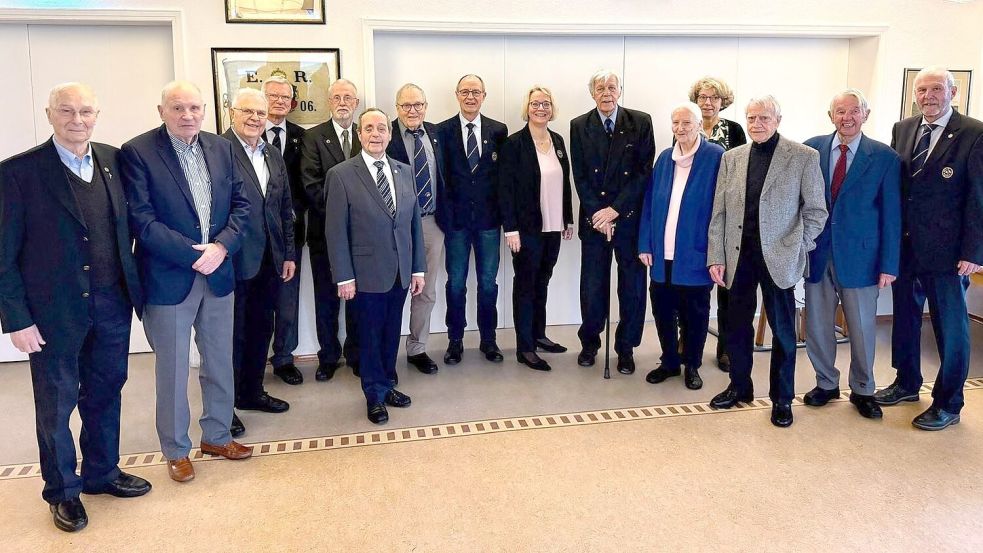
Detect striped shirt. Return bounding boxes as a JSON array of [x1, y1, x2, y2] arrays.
[[168, 131, 212, 243]]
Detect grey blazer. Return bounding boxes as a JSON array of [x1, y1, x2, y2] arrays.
[[707, 135, 827, 290], [324, 155, 426, 293]]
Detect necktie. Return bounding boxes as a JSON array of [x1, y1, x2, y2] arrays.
[[830, 144, 849, 203], [374, 160, 395, 217], [270, 126, 282, 152], [409, 129, 434, 214], [342, 128, 351, 159], [466, 122, 479, 173], [605, 118, 614, 137], [911, 123, 938, 177]]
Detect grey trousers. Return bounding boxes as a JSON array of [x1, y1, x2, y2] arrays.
[[405, 215, 444, 356], [144, 274, 234, 460], [804, 263, 880, 395]]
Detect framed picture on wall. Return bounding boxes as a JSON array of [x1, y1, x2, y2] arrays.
[[211, 48, 340, 133], [900, 67, 972, 119], [225, 0, 325, 24]]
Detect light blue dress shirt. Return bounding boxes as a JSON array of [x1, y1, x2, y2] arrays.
[[829, 133, 861, 177], [52, 138, 93, 183]]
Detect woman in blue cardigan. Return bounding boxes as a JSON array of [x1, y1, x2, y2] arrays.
[[638, 103, 724, 390]]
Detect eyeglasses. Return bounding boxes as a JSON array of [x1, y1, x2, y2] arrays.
[[330, 95, 357, 104], [529, 101, 552, 110], [265, 93, 292, 102], [397, 102, 426, 112], [697, 95, 721, 103], [233, 107, 268, 118], [55, 107, 99, 120], [456, 89, 485, 98]]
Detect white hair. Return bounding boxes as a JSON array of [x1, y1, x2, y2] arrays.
[[915, 65, 956, 89], [262, 76, 294, 98], [828, 88, 870, 114], [395, 82, 427, 104], [48, 82, 97, 109], [746, 95, 782, 119], [160, 80, 202, 105], [670, 102, 702, 124], [588, 70, 622, 93], [232, 87, 268, 107], [328, 78, 359, 96]]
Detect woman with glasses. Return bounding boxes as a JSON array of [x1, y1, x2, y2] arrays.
[[688, 76, 747, 373], [499, 86, 573, 372], [638, 103, 724, 390]]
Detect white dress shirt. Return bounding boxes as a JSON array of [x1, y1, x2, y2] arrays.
[[918, 106, 954, 159], [459, 113, 482, 157], [232, 129, 269, 196], [334, 119, 356, 156]]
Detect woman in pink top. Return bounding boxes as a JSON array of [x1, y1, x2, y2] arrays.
[[499, 86, 574, 371]]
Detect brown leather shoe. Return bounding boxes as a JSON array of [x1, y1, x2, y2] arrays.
[[200, 440, 253, 460], [167, 457, 195, 482]]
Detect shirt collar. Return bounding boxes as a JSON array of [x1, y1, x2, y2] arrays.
[[166, 129, 199, 153], [832, 132, 862, 155], [52, 137, 92, 167], [265, 120, 286, 133], [231, 128, 266, 154], [400, 119, 425, 136], [361, 150, 387, 169], [597, 105, 619, 125], [459, 113, 482, 129], [921, 106, 953, 130], [332, 119, 354, 140]]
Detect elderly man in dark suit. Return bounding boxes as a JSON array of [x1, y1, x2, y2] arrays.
[[222, 88, 296, 438], [387, 83, 447, 375], [122, 80, 253, 484], [437, 74, 508, 365], [300, 78, 362, 382], [570, 70, 655, 375], [707, 95, 827, 428], [802, 89, 901, 420], [0, 82, 150, 532], [875, 66, 983, 430], [262, 76, 308, 386], [325, 108, 426, 424]]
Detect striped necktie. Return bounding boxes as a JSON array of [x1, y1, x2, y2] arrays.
[[374, 160, 395, 217], [466, 122, 479, 173], [408, 129, 434, 214], [911, 123, 938, 177]]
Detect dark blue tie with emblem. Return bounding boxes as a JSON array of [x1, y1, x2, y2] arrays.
[[466, 122, 479, 173], [911, 123, 938, 177], [605, 117, 614, 137], [408, 128, 434, 214]]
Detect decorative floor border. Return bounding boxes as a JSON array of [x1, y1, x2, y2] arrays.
[[2, 378, 981, 482]]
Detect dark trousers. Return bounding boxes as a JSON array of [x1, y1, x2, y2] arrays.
[[310, 249, 358, 366], [353, 280, 407, 404], [270, 252, 301, 369], [650, 261, 712, 370], [511, 231, 561, 353], [233, 249, 279, 403], [444, 227, 500, 342], [725, 244, 797, 403], [29, 283, 130, 503], [715, 286, 731, 357], [891, 264, 970, 413], [578, 234, 647, 355]]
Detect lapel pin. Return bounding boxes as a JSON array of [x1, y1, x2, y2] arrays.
[[483, 139, 488, 144], [292, 138, 298, 143], [557, 150, 564, 159], [491, 151, 498, 162], [942, 166, 954, 179], [947, 133, 953, 139], [325, 139, 331, 144]]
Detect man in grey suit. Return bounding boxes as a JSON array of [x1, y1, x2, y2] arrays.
[[325, 108, 426, 424], [707, 95, 827, 428]]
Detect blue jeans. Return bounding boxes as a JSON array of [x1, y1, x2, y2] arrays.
[[444, 228, 500, 342]]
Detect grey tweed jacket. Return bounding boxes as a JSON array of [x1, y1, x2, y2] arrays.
[[707, 135, 827, 290]]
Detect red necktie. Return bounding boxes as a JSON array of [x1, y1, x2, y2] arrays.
[[830, 144, 849, 203]]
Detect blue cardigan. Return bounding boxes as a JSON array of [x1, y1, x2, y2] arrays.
[[638, 138, 724, 285]]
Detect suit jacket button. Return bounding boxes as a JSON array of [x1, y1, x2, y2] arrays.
[[83, 265, 90, 271], [736, 246, 740, 251], [600, 191, 606, 196], [82, 292, 90, 298]]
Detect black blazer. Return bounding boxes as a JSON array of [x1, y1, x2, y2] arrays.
[[569, 107, 655, 243], [437, 114, 508, 231], [499, 125, 573, 235], [891, 110, 983, 273], [299, 119, 360, 254], [386, 119, 449, 231], [279, 120, 307, 249], [221, 129, 296, 282], [0, 140, 143, 348]]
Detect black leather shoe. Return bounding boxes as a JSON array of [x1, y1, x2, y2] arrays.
[[912, 407, 960, 431], [367, 403, 389, 424], [716, 352, 731, 373], [444, 340, 463, 365], [237, 392, 290, 413], [771, 403, 793, 427], [82, 472, 151, 498], [315, 361, 339, 382], [273, 363, 304, 385], [385, 389, 412, 408], [407, 353, 438, 374], [710, 386, 754, 409], [577, 349, 597, 367], [617, 354, 635, 375], [849, 393, 883, 419], [535, 337, 567, 353], [230, 413, 245, 438], [803, 386, 840, 407], [518, 352, 551, 371], [873, 381, 919, 406], [684, 366, 703, 390], [479, 341, 504, 362], [645, 365, 681, 384], [50, 497, 87, 532]]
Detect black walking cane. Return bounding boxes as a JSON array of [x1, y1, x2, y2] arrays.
[[603, 222, 615, 379]]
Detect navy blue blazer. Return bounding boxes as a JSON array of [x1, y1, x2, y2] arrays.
[[0, 140, 143, 348], [891, 110, 983, 273], [436, 114, 508, 231], [221, 129, 295, 282], [804, 132, 901, 287], [638, 138, 723, 286], [498, 125, 573, 235], [121, 125, 249, 305], [385, 119, 448, 231]]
